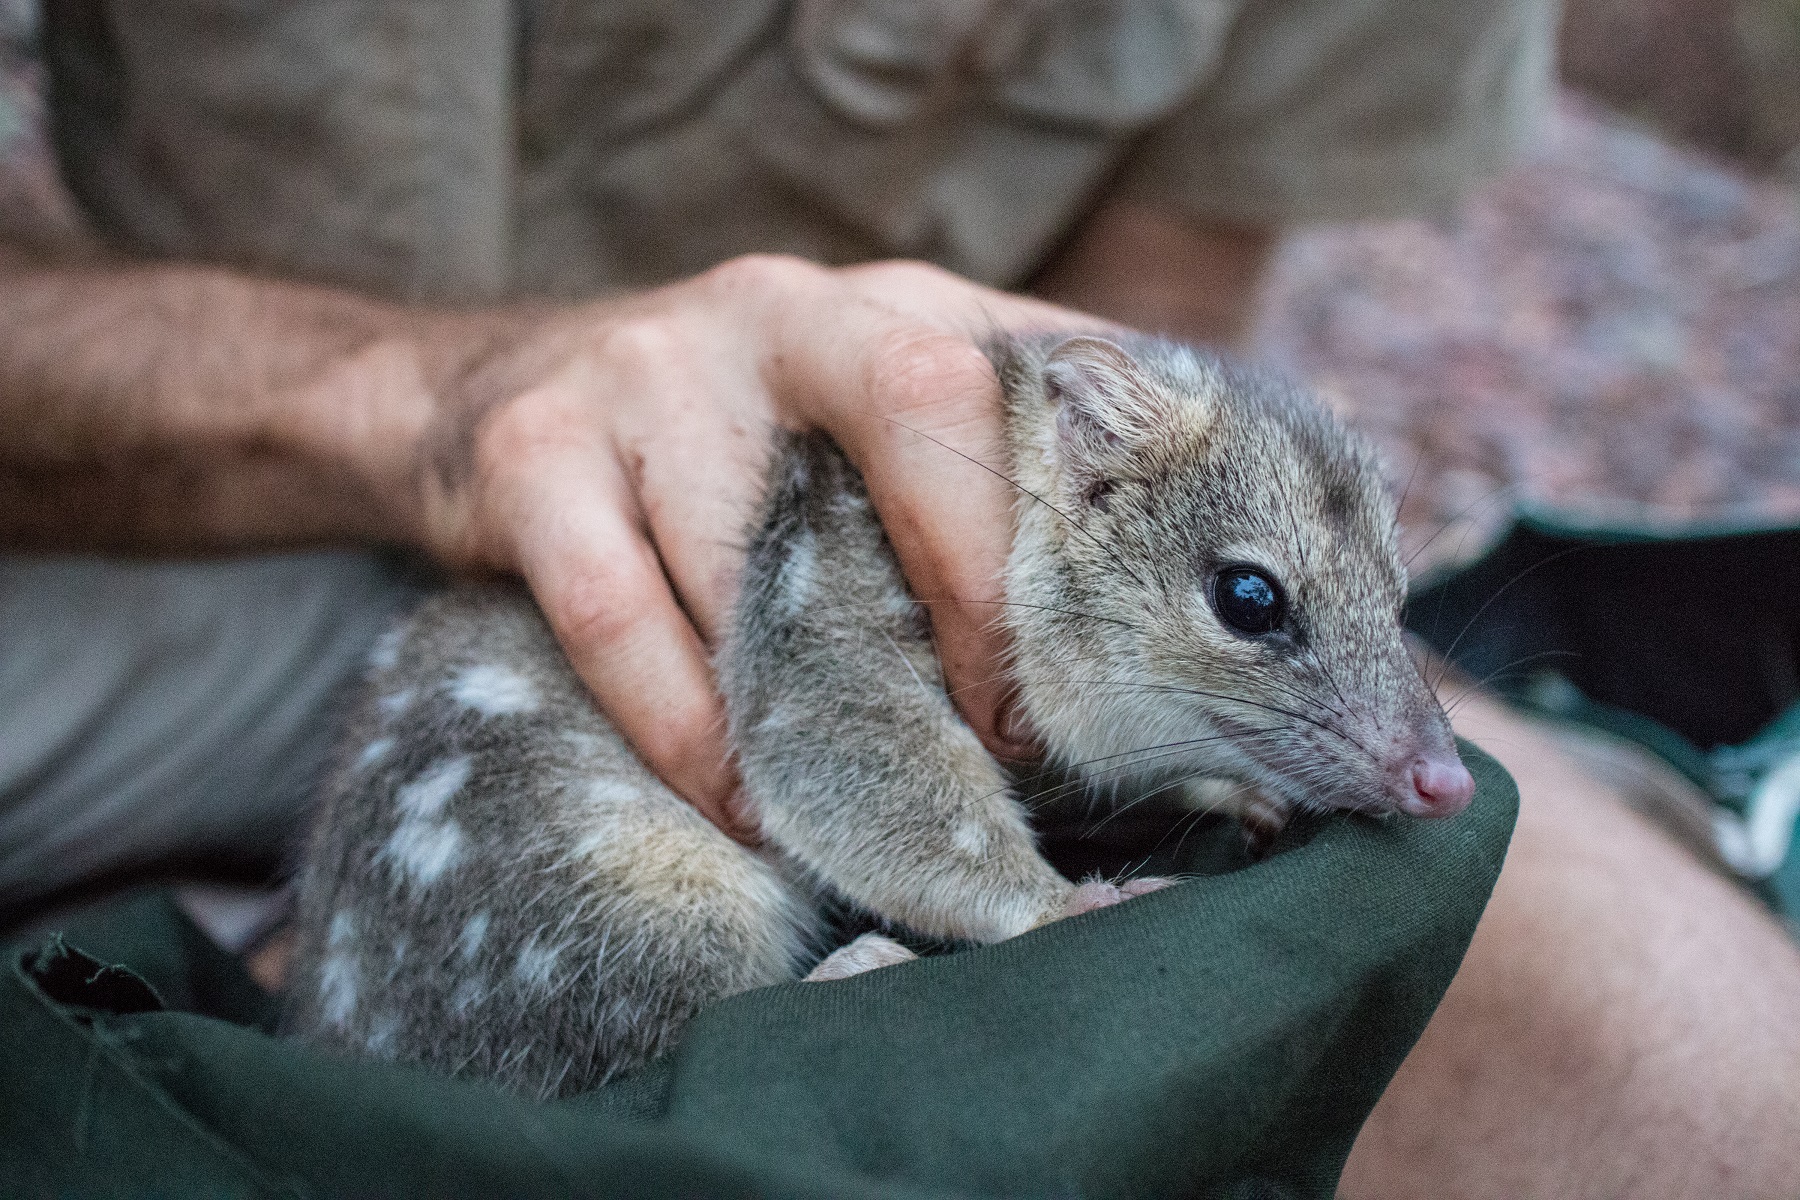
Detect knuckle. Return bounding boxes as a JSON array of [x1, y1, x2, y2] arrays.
[[547, 557, 657, 657], [700, 252, 825, 297], [844, 257, 959, 292], [592, 313, 684, 371], [864, 327, 994, 421]]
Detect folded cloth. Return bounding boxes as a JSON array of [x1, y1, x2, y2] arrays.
[[2, 745, 1514, 1199]]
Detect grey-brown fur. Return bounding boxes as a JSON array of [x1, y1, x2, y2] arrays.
[[286, 591, 812, 1098], [288, 333, 1459, 1098], [993, 336, 1441, 823]]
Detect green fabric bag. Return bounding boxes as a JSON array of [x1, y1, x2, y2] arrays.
[[1407, 512, 1800, 924], [3, 746, 1515, 1199]]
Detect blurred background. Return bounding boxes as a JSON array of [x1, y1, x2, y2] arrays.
[[2, 0, 1798, 577], [4, 0, 1800, 970]]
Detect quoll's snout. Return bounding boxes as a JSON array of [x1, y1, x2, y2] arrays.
[[1395, 752, 1476, 818]]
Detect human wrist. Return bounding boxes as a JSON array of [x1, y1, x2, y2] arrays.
[[275, 314, 434, 547], [284, 303, 536, 555]]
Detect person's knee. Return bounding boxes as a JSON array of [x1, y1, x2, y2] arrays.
[[1343, 693, 1800, 1199]]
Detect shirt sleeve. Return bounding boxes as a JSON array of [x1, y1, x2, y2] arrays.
[[1113, 0, 1559, 226]]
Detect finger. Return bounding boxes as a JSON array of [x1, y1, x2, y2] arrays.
[[819, 273, 1116, 758], [772, 305, 1032, 759], [497, 432, 755, 842], [612, 370, 774, 649]]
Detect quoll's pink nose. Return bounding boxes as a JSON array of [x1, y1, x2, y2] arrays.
[[1399, 755, 1476, 818]]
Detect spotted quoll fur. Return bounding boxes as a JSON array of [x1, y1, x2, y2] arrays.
[[288, 334, 1467, 1098]]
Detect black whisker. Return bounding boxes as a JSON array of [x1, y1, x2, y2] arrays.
[[877, 416, 1153, 591], [1402, 478, 1525, 574], [1259, 669, 1350, 725], [1313, 656, 1354, 715], [1440, 649, 1583, 716], [1431, 543, 1593, 693], [1050, 677, 1378, 767]]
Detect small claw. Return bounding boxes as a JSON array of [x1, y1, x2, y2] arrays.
[[1055, 876, 1177, 921], [1061, 879, 1128, 918], [1239, 792, 1290, 859]]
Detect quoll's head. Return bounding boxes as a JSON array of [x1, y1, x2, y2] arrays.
[[998, 334, 1473, 820]]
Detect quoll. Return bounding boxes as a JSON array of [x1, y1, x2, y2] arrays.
[[287, 333, 1474, 1098]]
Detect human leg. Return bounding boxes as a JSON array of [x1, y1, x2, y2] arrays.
[[0, 551, 422, 923], [1340, 689, 1800, 1199]]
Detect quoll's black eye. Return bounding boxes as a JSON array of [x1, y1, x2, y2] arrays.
[[1214, 567, 1286, 636]]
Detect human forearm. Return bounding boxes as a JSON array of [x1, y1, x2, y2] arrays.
[[0, 244, 479, 552], [1, 244, 1111, 831]]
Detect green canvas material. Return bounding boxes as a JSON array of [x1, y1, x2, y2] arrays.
[[1407, 512, 1800, 921], [2, 744, 1515, 1199]]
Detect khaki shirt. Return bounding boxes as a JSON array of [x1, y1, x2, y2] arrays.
[[42, 0, 1553, 303]]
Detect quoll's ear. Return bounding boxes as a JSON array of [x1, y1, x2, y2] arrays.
[[1043, 337, 1189, 467]]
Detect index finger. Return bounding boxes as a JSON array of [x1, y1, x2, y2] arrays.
[[774, 268, 1113, 758]]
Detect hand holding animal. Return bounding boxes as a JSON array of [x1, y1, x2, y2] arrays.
[[287, 334, 1474, 1098]]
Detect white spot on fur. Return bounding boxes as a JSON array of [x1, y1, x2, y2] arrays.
[[774, 530, 817, 616], [513, 938, 560, 992], [953, 819, 991, 858], [560, 731, 605, 756], [368, 628, 404, 671], [450, 664, 540, 717], [319, 953, 359, 1028], [450, 977, 485, 1016], [377, 689, 414, 719], [382, 758, 471, 887], [569, 777, 654, 857], [458, 912, 490, 961], [356, 738, 392, 769], [327, 910, 357, 950], [381, 819, 465, 887], [364, 1012, 400, 1058], [396, 757, 470, 820]]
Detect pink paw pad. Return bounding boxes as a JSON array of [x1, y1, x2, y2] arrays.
[[1059, 876, 1175, 919]]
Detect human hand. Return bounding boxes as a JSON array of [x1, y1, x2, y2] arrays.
[[372, 256, 1110, 840]]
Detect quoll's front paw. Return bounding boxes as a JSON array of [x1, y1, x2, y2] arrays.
[[803, 932, 918, 982], [1182, 778, 1291, 855], [1046, 876, 1175, 923]]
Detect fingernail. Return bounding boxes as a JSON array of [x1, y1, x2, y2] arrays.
[[995, 692, 1039, 755], [725, 787, 764, 847]]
